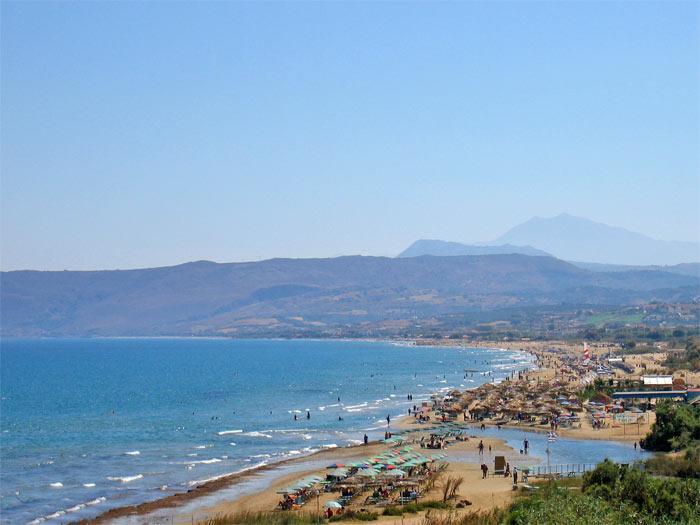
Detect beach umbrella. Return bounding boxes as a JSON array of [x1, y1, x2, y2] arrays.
[[324, 501, 343, 509], [380, 469, 405, 478]]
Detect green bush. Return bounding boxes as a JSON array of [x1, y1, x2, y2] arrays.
[[645, 444, 700, 478], [641, 401, 700, 451], [581, 460, 700, 523]]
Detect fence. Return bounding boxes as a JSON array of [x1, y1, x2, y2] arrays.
[[529, 463, 597, 478]]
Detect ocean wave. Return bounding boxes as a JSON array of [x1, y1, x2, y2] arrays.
[[321, 443, 338, 449], [217, 429, 243, 436], [82, 483, 96, 488], [187, 462, 268, 487], [49, 482, 63, 488], [186, 458, 222, 465], [125, 450, 140, 456], [107, 474, 143, 483], [243, 431, 272, 438], [28, 497, 107, 525], [344, 402, 368, 410]]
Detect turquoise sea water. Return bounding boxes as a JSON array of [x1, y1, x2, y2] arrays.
[[0, 338, 535, 524]]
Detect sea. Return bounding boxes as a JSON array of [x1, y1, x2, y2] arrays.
[[0, 338, 536, 524]]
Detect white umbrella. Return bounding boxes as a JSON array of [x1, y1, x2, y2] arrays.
[[324, 500, 343, 509]]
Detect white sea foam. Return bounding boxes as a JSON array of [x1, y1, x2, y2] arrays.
[[107, 474, 143, 483], [82, 483, 96, 488], [217, 429, 243, 436], [186, 458, 222, 465], [243, 431, 272, 438], [187, 462, 268, 487], [125, 450, 140, 455], [194, 445, 209, 449], [321, 443, 338, 449], [345, 402, 368, 410], [49, 482, 63, 488], [29, 497, 107, 525], [229, 442, 237, 446]]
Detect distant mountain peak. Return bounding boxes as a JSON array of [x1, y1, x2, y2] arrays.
[[495, 214, 699, 265]]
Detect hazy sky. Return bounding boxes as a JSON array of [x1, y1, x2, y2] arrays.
[[2, 1, 698, 271]]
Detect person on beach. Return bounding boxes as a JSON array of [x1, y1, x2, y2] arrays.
[[364, 434, 368, 445], [513, 466, 518, 484], [488, 444, 491, 454], [505, 462, 511, 477], [634, 441, 637, 451], [524, 438, 529, 453], [481, 463, 488, 479], [478, 440, 484, 455]]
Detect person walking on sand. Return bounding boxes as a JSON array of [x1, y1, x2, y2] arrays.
[[478, 440, 484, 455], [513, 466, 518, 485], [481, 463, 488, 479]]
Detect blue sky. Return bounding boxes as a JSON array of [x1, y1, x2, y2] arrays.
[[1, 1, 698, 270]]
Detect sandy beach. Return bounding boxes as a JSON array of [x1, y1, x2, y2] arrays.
[[76, 337, 689, 524]]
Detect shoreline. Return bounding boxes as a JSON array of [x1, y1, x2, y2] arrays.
[[73, 342, 536, 524], [78, 442, 370, 524]]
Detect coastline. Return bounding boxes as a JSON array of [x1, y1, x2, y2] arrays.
[[76, 336, 657, 524], [72, 340, 536, 524], [78, 440, 385, 524]]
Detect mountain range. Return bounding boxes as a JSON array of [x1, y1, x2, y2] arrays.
[[399, 214, 699, 266], [2, 254, 698, 337]]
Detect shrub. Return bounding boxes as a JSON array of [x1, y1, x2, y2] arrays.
[[641, 400, 700, 451]]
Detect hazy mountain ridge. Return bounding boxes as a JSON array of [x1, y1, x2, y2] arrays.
[[2, 254, 698, 337], [398, 240, 550, 258], [495, 213, 699, 265]]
